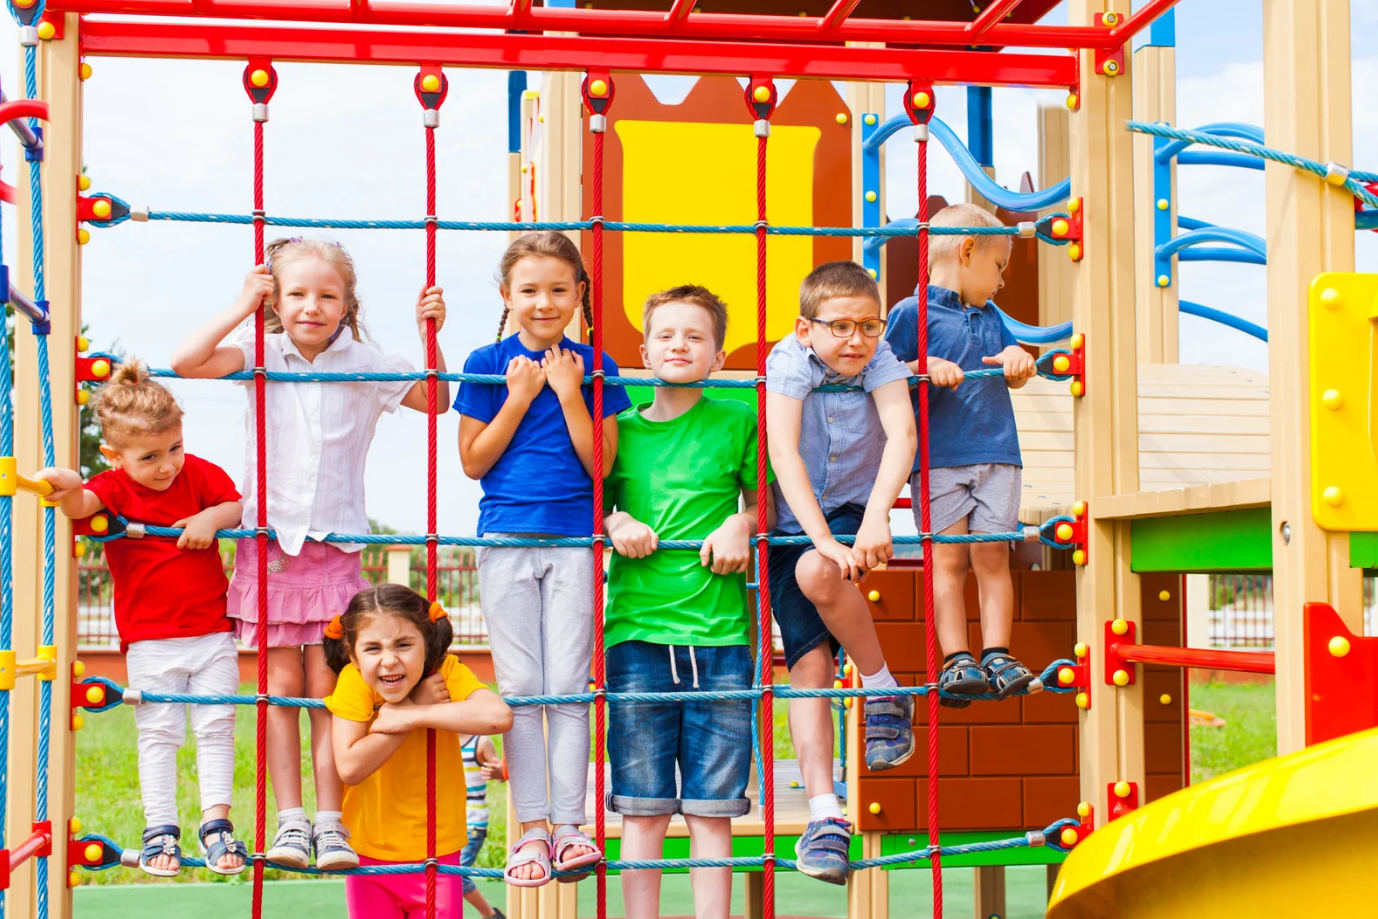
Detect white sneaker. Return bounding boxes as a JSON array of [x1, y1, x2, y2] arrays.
[[266, 817, 311, 869], [313, 821, 359, 871]]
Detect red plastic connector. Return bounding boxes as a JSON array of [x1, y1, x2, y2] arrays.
[[1051, 500, 1089, 565], [580, 69, 614, 117], [1060, 803, 1094, 850], [1304, 601, 1378, 745], [902, 81, 936, 126], [1056, 644, 1092, 711], [1106, 781, 1139, 821], [1104, 619, 1136, 686], [1048, 199, 1084, 261], [414, 64, 449, 111], [75, 354, 111, 386], [744, 76, 778, 121], [68, 836, 109, 869], [1093, 12, 1126, 77], [71, 513, 111, 538], [72, 679, 106, 710]]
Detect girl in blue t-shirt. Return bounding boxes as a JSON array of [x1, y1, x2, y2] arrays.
[[455, 231, 630, 887]]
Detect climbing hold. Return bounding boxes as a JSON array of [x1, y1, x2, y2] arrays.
[[1055, 523, 1074, 542], [1112, 669, 1129, 687], [1060, 828, 1078, 846], [250, 69, 269, 88], [91, 359, 110, 378], [1323, 485, 1344, 507], [1051, 219, 1069, 237], [1111, 618, 1129, 635], [1076, 801, 1090, 819], [92, 199, 112, 220], [1329, 635, 1351, 658], [864, 190, 877, 203], [1156, 274, 1170, 287], [1160, 694, 1172, 705], [1322, 389, 1344, 410], [1072, 549, 1086, 565], [753, 85, 771, 103], [843, 663, 853, 676], [867, 590, 880, 602], [1074, 642, 1088, 659], [836, 113, 849, 125], [79, 62, 92, 81], [588, 78, 608, 98], [868, 802, 881, 815], [37, 20, 55, 40], [1158, 590, 1171, 602], [1057, 666, 1075, 686], [1113, 781, 1130, 798], [1157, 199, 1169, 210], [76, 228, 90, 246], [1075, 692, 1089, 709], [1319, 288, 1341, 309]]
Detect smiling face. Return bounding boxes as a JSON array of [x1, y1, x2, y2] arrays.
[[101, 421, 185, 492], [641, 300, 726, 384], [956, 237, 1011, 307], [795, 293, 883, 377], [273, 255, 350, 361], [351, 613, 428, 704], [503, 255, 586, 351]]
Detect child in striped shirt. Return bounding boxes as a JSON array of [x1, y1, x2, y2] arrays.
[[460, 734, 507, 919]]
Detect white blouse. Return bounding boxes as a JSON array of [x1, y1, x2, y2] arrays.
[[233, 329, 416, 555]]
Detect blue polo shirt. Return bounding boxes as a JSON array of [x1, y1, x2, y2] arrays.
[[454, 334, 632, 536], [885, 285, 1022, 470]]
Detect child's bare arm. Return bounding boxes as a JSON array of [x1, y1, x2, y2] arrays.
[[33, 468, 103, 520], [332, 714, 410, 785], [457, 358, 545, 479], [171, 500, 242, 551], [854, 379, 917, 571], [401, 286, 450, 413], [477, 735, 505, 781], [371, 687, 513, 737], [544, 347, 618, 479], [170, 268, 269, 378], [606, 510, 658, 558]]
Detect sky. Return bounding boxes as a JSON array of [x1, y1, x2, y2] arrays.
[[0, 0, 1374, 539]]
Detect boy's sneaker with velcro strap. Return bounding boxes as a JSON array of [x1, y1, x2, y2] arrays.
[[981, 651, 1043, 700], [794, 817, 853, 885], [863, 693, 915, 770]]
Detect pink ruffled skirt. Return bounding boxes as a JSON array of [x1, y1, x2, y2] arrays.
[[227, 539, 371, 649]]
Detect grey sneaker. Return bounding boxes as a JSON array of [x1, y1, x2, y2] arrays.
[[313, 821, 359, 871], [864, 693, 915, 771], [266, 817, 311, 869]]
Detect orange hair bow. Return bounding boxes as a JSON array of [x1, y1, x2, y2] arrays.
[[429, 601, 447, 623], [324, 615, 344, 640]]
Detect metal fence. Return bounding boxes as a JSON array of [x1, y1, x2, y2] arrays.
[[76, 545, 486, 650], [1206, 573, 1377, 649]]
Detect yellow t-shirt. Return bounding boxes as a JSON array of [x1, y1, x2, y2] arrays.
[[324, 655, 487, 861]]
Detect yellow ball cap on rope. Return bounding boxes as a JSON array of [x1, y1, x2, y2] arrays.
[[914, 91, 931, 109], [92, 199, 112, 220], [1060, 828, 1078, 846], [251, 69, 270, 88], [1051, 218, 1069, 237], [1052, 354, 1070, 373], [1057, 666, 1075, 686], [422, 74, 441, 93], [84, 843, 102, 862], [589, 78, 608, 98], [753, 85, 772, 103], [1055, 523, 1074, 542], [91, 359, 110, 378]]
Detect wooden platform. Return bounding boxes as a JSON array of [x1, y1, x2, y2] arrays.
[[1015, 363, 1271, 519]]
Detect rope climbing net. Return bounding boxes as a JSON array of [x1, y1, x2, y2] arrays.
[[0, 29, 1108, 919]]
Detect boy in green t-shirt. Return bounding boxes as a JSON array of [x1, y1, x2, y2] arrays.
[[604, 285, 775, 919]]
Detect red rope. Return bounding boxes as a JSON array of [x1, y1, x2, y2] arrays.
[[424, 119, 439, 919], [251, 115, 268, 919], [916, 136, 942, 919], [755, 128, 776, 919], [591, 120, 608, 919]]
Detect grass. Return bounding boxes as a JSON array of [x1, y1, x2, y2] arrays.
[[1186, 678, 1277, 784]]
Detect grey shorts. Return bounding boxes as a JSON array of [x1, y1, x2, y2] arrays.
[[911, 463, 1022, 535]]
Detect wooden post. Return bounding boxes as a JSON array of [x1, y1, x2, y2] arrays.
[[744, 871, 764, 919], [12, 15, 83, 919], [1037, 103, 1073, 334], [973, 865, 1007, 919], [965, 165, 1000, 216], [1132, 41, 1179, 364], [1068, 0, 1144, 821], [1262, 0, 1360, 753]]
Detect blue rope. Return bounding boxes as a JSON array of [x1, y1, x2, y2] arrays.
[[78, 817, 1079, 875], [1127, 120, 1378, 207]]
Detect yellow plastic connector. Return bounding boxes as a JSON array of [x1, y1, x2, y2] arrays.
[[35, 645, 57, 681], [0, 649, 16, 691]]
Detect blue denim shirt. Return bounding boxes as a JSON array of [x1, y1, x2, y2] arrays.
[[884, 285, 1022, 470], [765, 332, 912, 534]]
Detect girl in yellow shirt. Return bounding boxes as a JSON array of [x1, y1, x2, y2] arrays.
[[323, 584, 512, 919]]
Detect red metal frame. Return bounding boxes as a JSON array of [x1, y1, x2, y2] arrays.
[[78, 19, 1079, 84], [1104, 619, 1277, 686], [50, 0, 1180, 53]]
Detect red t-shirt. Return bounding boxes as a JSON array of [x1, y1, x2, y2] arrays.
[[85, 454, 241, 651]]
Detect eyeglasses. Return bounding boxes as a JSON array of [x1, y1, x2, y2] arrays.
[[809, 317, 888, 339]]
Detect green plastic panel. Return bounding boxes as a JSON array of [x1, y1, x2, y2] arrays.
[[1349, 531, 1378, 569], [1130, 508, 1272, 572]]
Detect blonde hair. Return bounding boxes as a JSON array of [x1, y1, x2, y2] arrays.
[[264, 237, 365, 342], [93, 359, 184, 448], [643, 285, 729, 350], [799, 260, 880, 320], [928, 204, 1010, 265], [494, 231, 592, 342]]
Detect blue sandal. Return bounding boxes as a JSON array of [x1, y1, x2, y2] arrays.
[[981, 652, 1043, 700], [938, 653, 990, 709], [200, 819, 249, 877], [794, 817, 852, 886], [139, 824, 182, 878]]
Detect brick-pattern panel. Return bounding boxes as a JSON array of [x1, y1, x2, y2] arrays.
[[1139, 574, 1186, 803]]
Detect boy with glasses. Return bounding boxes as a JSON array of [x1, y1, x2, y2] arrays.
[[764, 260, 917, 885]]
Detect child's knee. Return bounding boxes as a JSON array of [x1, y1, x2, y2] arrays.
[[795, 552, 843, 603], [789, 646, 834, 687], [969, 543, 1010, 574]]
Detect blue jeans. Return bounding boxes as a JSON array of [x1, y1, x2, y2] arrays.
[[607, 641, 753, 818], [767, 503, 865, 669], [459, 826, 486, 895]]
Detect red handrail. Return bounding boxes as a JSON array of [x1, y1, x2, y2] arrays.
[[1111, 642, 1275, 675], [8, 828, 51, 870]]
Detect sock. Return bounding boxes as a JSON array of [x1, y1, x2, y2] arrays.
[[277, 807, 307, 827], [859, 662, 899, 690], [314, 810, 343, 829], [981, 647, 1009, 660], [808, 794, 844, 822], [943, 651, 969, 666]]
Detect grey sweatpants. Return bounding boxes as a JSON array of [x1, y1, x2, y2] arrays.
[[479, 539, 594, 826]]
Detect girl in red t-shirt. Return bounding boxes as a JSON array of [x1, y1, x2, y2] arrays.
[[39, 361, 248, 878]]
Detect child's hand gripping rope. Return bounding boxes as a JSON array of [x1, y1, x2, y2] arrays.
[[541, 346, 586, 402], [983, 346, 1037, 386], [416, 285, 446, 335], [700, 513, 752, 574]]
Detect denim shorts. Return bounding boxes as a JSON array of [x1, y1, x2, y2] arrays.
[[458, 826, 486, 895], [767, 503, 865, 670], [607, 641, 753, 818]]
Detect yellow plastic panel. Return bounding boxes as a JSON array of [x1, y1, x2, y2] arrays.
[[615, 120, 820, 356], [1309, 272, 1378, 530]]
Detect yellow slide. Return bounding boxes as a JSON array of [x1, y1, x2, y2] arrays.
[[1047, 727, 1378, 918]]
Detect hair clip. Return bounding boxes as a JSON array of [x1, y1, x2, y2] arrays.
[[324, 615, 344, 640], [428, 601, 447, 623]]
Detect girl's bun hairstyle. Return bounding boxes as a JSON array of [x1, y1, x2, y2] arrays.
[[493, 231, 592, 342], [92, 358, 184, 449], [322, 582, 454, 676]]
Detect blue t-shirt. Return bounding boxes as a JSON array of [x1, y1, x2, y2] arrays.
[[885, 285, 1022, 470], [453, 334, 632, 536]]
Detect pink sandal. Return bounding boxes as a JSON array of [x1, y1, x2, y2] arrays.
[[552, 826, 602, 882], [504, 828, 552, 888]]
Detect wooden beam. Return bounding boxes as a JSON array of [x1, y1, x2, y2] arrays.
[[1037, 102, 1072, 337], [1262, 0, 1359, 754]]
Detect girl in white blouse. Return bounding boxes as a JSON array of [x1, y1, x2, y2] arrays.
[[171, 237, 447, 873]]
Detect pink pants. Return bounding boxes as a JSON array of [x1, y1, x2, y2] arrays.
[[346, 851, 468, 919]]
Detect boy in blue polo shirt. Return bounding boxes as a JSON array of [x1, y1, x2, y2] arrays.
[[885, 204, 1044, 708]]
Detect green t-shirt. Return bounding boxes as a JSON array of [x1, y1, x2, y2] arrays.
[[605, 397, 771, 648]]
